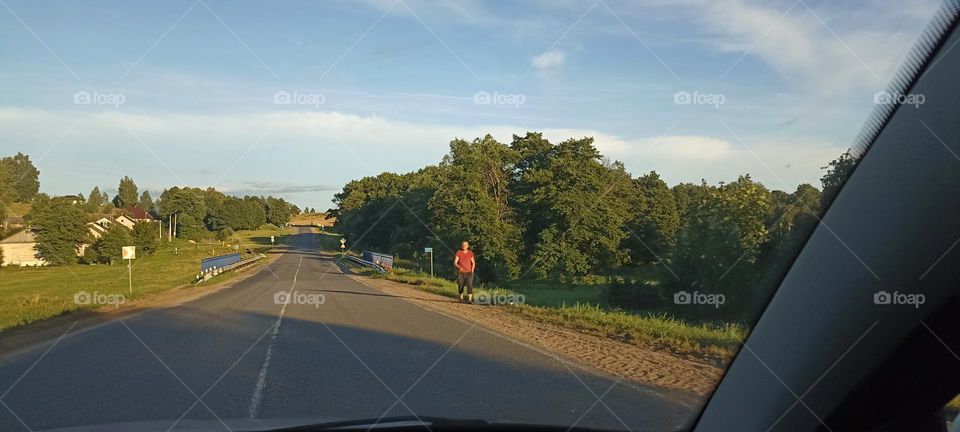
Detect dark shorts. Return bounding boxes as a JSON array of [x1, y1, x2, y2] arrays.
[[457, 272, 474, 294]]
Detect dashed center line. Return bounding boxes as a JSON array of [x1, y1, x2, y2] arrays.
[[248, 254, 302, 419]]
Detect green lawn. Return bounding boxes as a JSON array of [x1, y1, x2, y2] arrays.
[[0, 228, 287, 332]]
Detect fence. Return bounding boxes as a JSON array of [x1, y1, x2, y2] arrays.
[[344, 254, 386, 274], [201, 253, 241, 273], [195, 253, 265, 283], [361, 251, 394, 269]]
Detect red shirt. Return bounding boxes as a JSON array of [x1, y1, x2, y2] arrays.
[[455, 250, 475, 273]]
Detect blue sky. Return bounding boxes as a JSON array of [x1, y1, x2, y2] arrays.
[[0, 0, 941, 210]]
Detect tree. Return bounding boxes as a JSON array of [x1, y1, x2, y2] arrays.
[[509, 134, 633, 278], [266, 196, 292, 226], [820, 150, 858, 208], [26, 196, 91, 265], [116, 176, 138, 208], [0, 161, 11, 208], [668, 176, 771, 318], [626, 171, 680, 263], [176, 213, 203, 240], [139, 191, 154, 211], [430, 136, 522, 281], [93, 224, 131, 264], [0, 152, 40, 202], [217, 227, 234, 241], [131, 222, 159, 255]]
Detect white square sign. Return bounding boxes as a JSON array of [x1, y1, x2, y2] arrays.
[[122, 246, 136, 260]]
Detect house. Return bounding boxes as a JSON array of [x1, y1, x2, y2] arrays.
[[94, 217, 113, 228], [114, 215, 136, 230], [0, 229, 47, 267], [86, 222, 109, 239], [123, 207, 154, 222]]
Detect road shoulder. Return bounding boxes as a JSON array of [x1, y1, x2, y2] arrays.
[[345, 271, 724, 400]]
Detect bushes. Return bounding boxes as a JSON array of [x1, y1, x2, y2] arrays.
[[132, 222, 159, 255], [92, 224, 131, 264], [600, 278, 667, 310]]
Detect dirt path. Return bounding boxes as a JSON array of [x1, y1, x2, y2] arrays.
[[352, 275, 726, 398]]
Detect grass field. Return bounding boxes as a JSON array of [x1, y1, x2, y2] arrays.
[[0, 226, 292, 332], [353, 266, 746, 361], [289, 212, 335, 227]]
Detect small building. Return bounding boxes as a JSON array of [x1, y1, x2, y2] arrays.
[[0, 230, 47, 267], [87, 222, 109, 239], [114, 215, 137, 230], [123, 207, 154, 222]]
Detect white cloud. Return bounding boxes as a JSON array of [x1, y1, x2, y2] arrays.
[[0, 107, 841, 201], [532, 50, 566, 71], [694, 0, 938, 94]]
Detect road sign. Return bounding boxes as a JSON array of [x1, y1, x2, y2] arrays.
[[122, 246, 136, 260], [340, 238, 346, 244], [424, 247, 434, 277], [122, 246, 136, 295], [270, 235, 275, 244]]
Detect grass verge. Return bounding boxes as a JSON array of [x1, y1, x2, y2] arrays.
[[352, 267, 745, 362], [0, 227, 290, 332]]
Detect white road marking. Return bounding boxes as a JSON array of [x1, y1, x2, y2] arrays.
[[248, 255, 302, 419]]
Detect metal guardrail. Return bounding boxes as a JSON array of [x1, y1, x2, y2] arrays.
[[342, 254, 386, 274], [194, 254, 265, 283]]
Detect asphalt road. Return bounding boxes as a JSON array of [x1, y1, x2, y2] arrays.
[[0, 229, 696, 431]]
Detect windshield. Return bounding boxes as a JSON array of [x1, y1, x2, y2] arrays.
[[0, 1, 942, 431]]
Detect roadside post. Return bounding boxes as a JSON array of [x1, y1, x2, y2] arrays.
[[340, 238, 346, 255], [270, 235, 275, 245], [424, 247, 433, 278], [122, 246, 136, 294]]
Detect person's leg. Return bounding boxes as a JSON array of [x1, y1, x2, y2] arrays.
[[466, 272, 474, 302], [457, 272, 466, 300]]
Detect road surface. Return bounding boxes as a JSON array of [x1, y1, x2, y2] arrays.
[[0, 229, 695, 431]]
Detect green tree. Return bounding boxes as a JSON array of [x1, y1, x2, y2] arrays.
[[626, 171, 680, 263], [26, 196, 91, 265], [139, 191, 154, 211], [266, 196, 292, 226], [93, 224, 131, 264], [509, 134, 633, 278], [1, 152, 40, 202], [131, 222, 159, 255], [176, 213, 203, 240], [116, 176, 138, 208], [430, 136, 522, 281], [669, 176, 771, 318], [820, 150, 858, 208]]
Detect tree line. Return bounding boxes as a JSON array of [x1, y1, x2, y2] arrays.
[[0, 156, 304, 266], [330, 132, 856, 319]]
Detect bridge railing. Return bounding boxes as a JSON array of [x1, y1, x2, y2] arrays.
[[342, 254, 386, 274]]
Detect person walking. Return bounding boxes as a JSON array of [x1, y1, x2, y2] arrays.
[[454, 241, 476, 303]]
